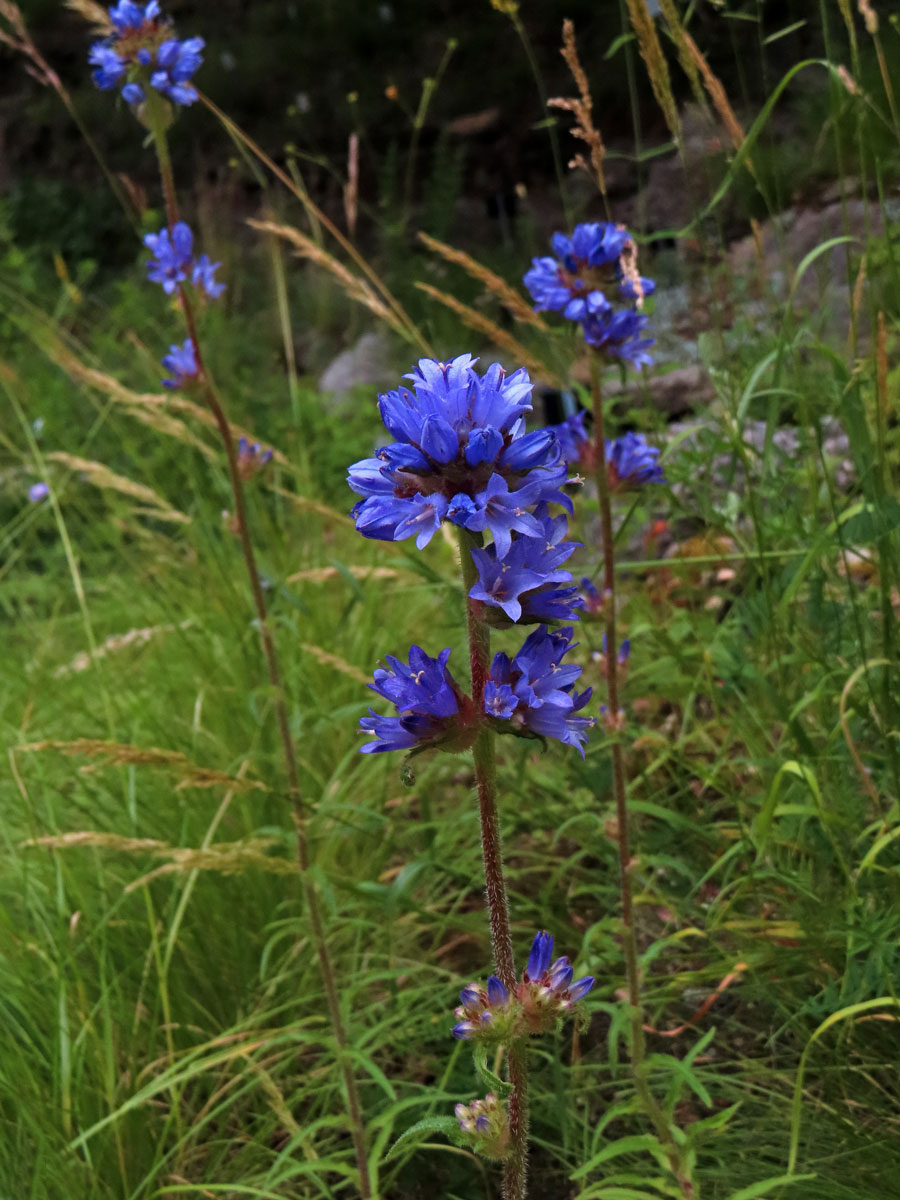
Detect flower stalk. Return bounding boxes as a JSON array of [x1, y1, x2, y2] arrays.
[[459, 531, 529, 1199], [148, 113, 373, 1200], [589, 354, 693, 1198]]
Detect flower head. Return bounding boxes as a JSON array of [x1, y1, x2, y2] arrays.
[[161, 338, 198, 389], [359, 646, 475, 755], [237, 437, 274, 479], [144, 221, 193, 293], [547, 410, 590, 467], [454, 1094, 510, 1161], [469, 506, 583, 625], [452, 974, 514, 1042], [451, 931, 593, 1042], [144, 222, 225, 299], [517, 930, 594, 1034], [607, 432, 665, 488], [582, 308, 654, 369], [524, 222, 654, 320], [523, 222, 655, 367], [348, 356, 570, 557], [485, 625, 594, 756], [88, 3, 203, 108], [28, 481, 50, 503]]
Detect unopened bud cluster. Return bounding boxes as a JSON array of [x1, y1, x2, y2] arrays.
[[452, 931, 594, 1042], [454, 1093, 511, 1161]]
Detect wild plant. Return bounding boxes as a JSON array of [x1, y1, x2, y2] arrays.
[[6, 2, 900, 1198], [83, 2, 374, 1194]]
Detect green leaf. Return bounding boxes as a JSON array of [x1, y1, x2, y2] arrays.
[[684, 1102, 741, 1140], [725, 1174, 815, 1200], [473, 1044, 512, 1096], [753, 760, 823, 853], [570, 1134, 671, 1179], [383, 1115, 460, 1163], [604, 32, 635, 59]]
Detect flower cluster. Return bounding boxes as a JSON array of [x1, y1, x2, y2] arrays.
[[348, 355, 570, 555], [237, 438, 274, 480], [89, 2, 204, 108], [145, 222, 225, 299], [607, 431, 665, 488], [161, 338, 197, 389], [350, 355, 592, 756], [523, 221, 655, 367], [469, 507, 583, 625], [452, 931, 594, 1042], [359, 628, 593, 756], [485, 626, 594, 757], [545, 414, 666, 491], [359, 646, 475, 755], [454, 1094, 510, 1161]]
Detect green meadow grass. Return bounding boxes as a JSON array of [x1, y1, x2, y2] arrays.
[[3, 2, 900, 1197]]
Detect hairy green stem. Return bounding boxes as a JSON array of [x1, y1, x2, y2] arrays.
[[589, 355, 693, 1199], [149, 107, 372, 1199], [458, 532, 529, 1200]]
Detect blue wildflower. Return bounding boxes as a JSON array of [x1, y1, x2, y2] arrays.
[[348, 357, 571, 557], [108, 1, 161, 32], [525, 930, 554, 981], [161, 338, 197, 388], [191, 253, 226, 298], [469, 507, 583, 624], [359, 646, 475, 755], [88, 2, 203, 109], [485, 625, 594, 756], [144, 222, 226, 299], [150, 36, 204, 105], [547, 410, 590, 467], [607, 431, 665, 488], [518, 931, 594, 1033], [121, 81, 146, 104], [453, 931, 594, 1041], [582, 308, 654, 368], [144, 221, 193, 293], [452, 975, 512, 1041], [28, 482, 50, 503], [553, 224, 632, 272], [237, 437, 274, 479], [523, 222, 652, 320], [89, 42, 127, 90]]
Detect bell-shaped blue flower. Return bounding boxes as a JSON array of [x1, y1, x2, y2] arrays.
[[349, 356, 569, 558], [89, 3, 203, 109], [360, 645, 475, 755], [161, 338, 197, 389], [607, 431, 665, 487], [469, 507, 582, 624], [582, 308, 654, 368], [485, 625, 594, 756], [525, 931, 554, 981]]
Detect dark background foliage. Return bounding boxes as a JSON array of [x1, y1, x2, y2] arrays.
[[1, 0, 833, 263]]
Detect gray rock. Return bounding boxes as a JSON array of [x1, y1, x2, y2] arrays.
[[319, 331, 395, 407]]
